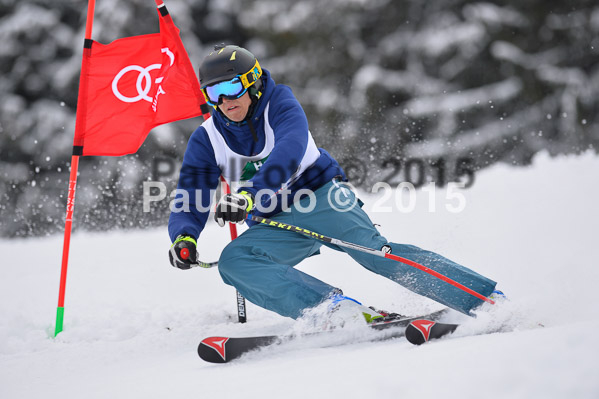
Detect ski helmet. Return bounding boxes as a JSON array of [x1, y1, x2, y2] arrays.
[[199, 44, 263, 106]]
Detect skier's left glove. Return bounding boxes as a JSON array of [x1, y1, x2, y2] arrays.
[[169, 235, 198, 270], [214, 191, 254, 227]]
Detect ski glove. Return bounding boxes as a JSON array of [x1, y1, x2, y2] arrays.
[[214, 191, 254, 227], [169, 235, 198, 270]]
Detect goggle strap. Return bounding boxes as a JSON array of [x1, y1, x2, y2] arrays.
[[240, 60, 262, 88]]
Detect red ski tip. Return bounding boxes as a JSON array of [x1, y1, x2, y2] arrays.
[[409, 319, 436, 344], [406, 319, 459, 345], [200, 336, 230, 362]]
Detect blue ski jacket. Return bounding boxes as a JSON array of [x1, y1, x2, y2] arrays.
[[168, 69, 346, 242]]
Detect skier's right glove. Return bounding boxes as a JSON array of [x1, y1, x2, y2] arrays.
[[214, 191, 254, 227], [169, 235, 198, 270]]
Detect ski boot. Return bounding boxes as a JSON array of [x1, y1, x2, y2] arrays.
[[325, 294, 385, 328]]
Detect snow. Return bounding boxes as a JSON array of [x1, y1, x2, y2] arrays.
[[404, 98, 542, 159], [351, 64, 447, 108], [403, 77, 522, 117], [1, 151, 599, 398], [415, 22, 486, 58], [462, 3, 528, 28]]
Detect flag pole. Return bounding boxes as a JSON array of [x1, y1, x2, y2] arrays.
[[54, 0, 96, 337]]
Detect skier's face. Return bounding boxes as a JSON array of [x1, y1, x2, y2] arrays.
[[219, 92, 252, 122]]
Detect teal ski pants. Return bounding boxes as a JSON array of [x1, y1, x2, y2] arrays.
[[218, 180, 496, 319]]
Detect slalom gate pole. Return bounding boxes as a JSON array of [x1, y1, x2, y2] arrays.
[[54, 0, 97, 337], [220, 177, 247, 323], [249, 214, 495, 305], [54, 155, 80, 336]]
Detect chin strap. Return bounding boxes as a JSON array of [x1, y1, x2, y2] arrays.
[[241, 91, 261, 142], [247, 119, 258, 142]]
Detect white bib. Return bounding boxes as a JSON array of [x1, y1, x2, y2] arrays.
[[203, 102, 320, 192]]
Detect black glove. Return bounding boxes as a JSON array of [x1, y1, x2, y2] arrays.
[[169, 235, 198, 270], [214, 191, 253, 227]]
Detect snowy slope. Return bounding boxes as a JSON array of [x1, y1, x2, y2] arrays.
[[1, 151, 599, 399]]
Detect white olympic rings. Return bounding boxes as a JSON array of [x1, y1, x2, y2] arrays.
[[111, 47, 175, 103]]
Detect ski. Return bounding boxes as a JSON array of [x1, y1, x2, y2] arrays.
[[405, 319, 459, 345], [198, 308, 449, 363]]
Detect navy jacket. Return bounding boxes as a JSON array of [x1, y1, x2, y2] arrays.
[[168, 70, 345, 242]]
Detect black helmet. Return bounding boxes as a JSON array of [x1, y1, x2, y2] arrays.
[[199, 44, 262, 89]]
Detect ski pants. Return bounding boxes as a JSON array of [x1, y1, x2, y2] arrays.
[[218, 180, 496, 319]]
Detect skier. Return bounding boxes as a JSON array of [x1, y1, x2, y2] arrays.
[[168, 44, 497, 324]]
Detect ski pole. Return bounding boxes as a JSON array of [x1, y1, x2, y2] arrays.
[[249, 214, 495, 305], [189, 215, 494, 304], [190, 259, 218, 268]]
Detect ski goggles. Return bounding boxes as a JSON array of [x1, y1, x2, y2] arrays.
[[202, 60, 262, 106]]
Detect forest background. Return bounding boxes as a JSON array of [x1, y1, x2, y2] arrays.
[[1, 0, 597, 237]]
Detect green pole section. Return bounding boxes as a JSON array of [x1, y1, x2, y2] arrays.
[[54, 0, 95, 338], [54, 307, 65, 337]]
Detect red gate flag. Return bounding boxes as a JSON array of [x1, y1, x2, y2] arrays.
[[72, 2, 209, 156], [55, 1, 212, 337]]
